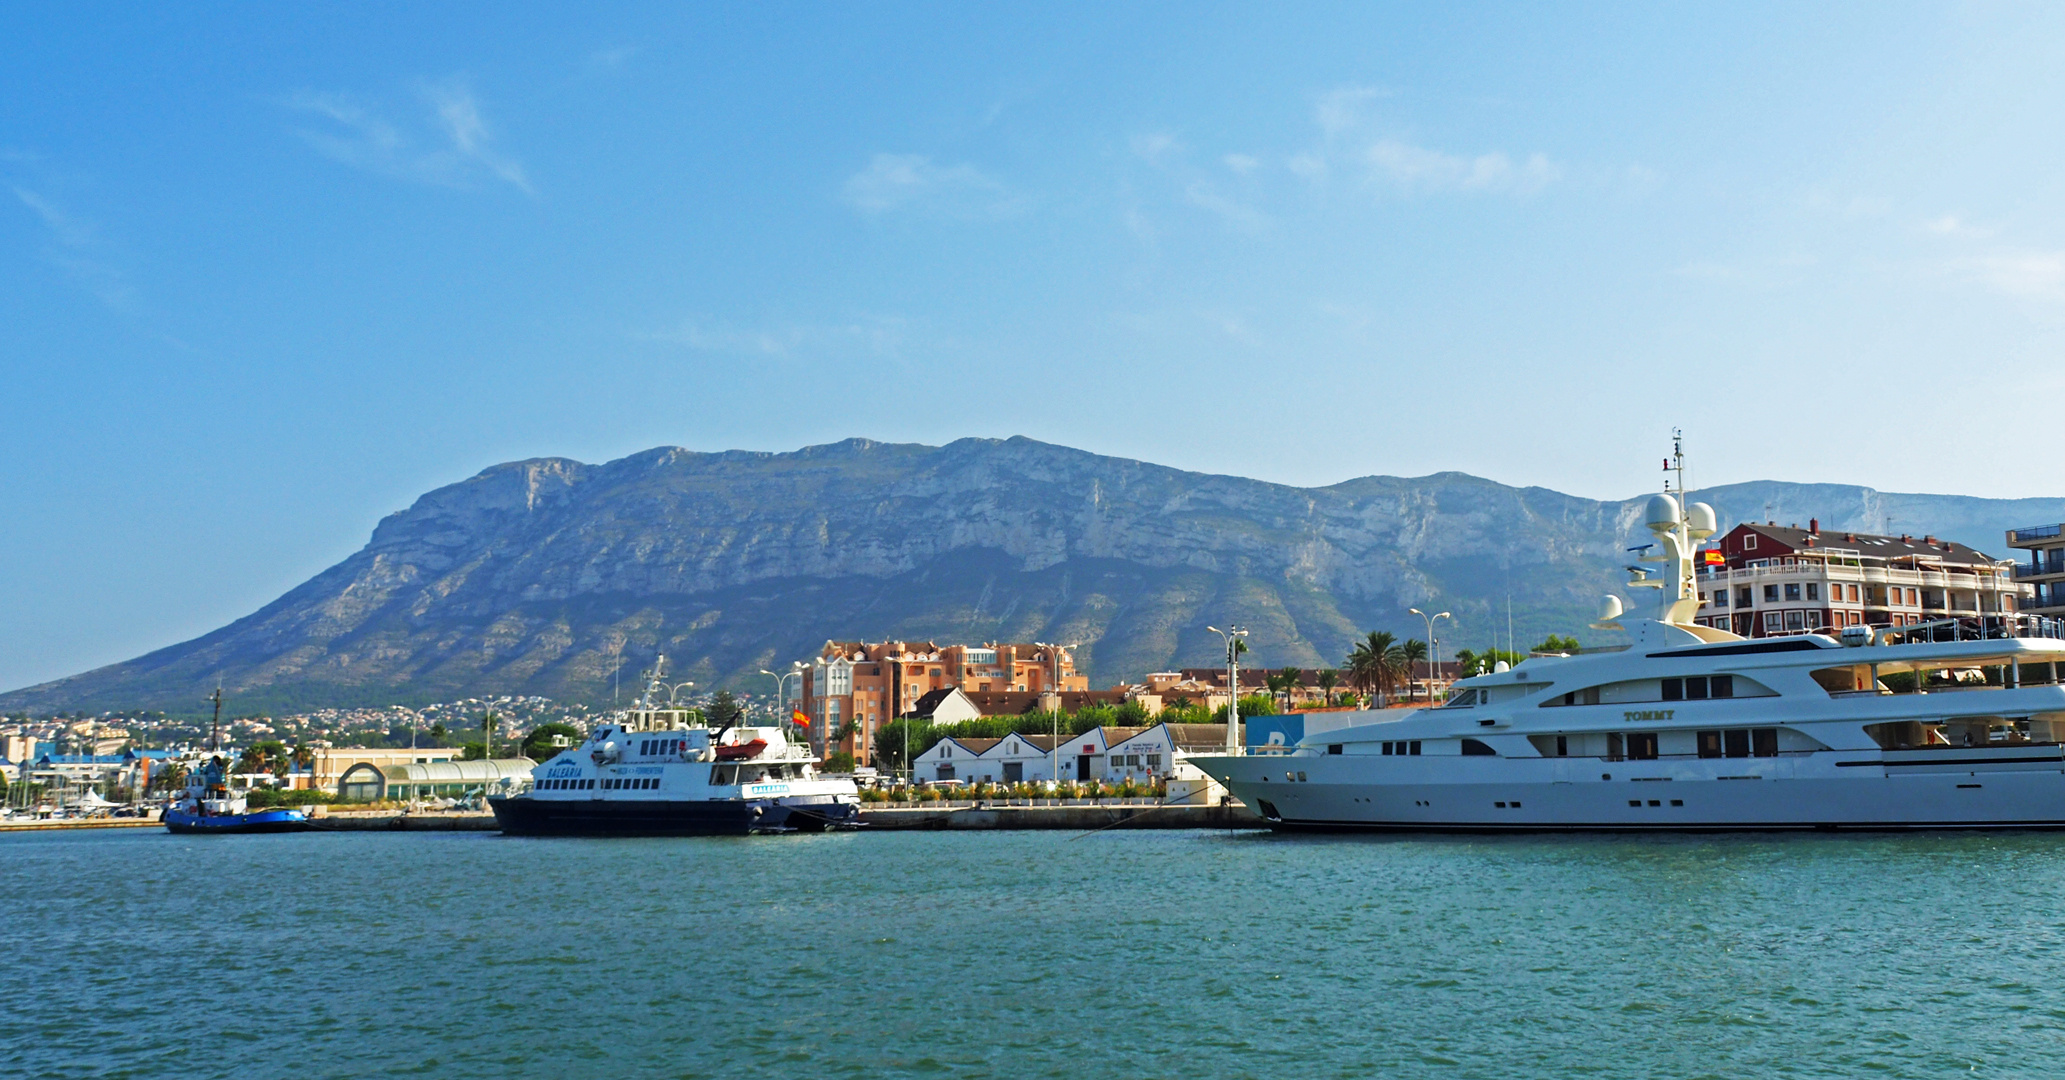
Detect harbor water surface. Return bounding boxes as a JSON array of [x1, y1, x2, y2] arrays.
[[6, 827, 2065, 1079]]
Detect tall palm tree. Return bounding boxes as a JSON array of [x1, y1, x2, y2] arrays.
[[1347, 631, 1397, 707], [1316, 668, 1339, 705], [1401, 639, 1429, 701]]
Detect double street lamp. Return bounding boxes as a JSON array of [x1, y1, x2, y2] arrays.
[[760, 662, 806, 744], [1206, 625, 1248, 755], [1409, 608, 1452, 702], [1033, 640, 1079, 789]]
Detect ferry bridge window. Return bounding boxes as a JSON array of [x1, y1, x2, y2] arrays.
[[1628, 732, 1659, 760]]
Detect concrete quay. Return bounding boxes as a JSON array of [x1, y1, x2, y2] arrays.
[[859, 802, 1266, 830], [311, 809, 497, 831], [0, 817, 162, 833]]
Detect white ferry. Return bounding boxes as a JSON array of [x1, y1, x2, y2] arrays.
[[489, 662, 861, 836], [1191, 443, 2065, 831]]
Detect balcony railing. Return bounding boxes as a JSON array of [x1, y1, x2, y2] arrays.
[[2011, 524, 2063, 543], [2015, 563, 2065, 579]]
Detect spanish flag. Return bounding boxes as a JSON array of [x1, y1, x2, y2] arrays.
[[792, 709, 811, 728]]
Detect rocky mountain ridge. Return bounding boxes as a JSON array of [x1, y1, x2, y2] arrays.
[[7, 436, 2061, 714]]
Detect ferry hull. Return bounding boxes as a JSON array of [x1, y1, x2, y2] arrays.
[[164, 808, 311, 834], [489, 793, 860, 836]]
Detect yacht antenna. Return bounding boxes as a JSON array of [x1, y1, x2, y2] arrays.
[[208, 686, 222, 754]]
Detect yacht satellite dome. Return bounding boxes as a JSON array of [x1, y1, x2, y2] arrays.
[[1685, 501, 1718, 540], [1645, 493, 1680, 532], [1598, 595, 1624, 621]]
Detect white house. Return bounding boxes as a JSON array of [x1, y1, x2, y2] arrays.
[[911, 736, 1000, 784]]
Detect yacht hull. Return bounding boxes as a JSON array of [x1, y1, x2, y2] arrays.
[[1198, 749, 2065, 832], [489, 793, 860, 836]]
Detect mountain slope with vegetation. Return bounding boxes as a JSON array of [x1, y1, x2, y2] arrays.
[[7, 436, 2059, 714]]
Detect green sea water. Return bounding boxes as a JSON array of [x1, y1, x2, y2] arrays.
[[6, 827, 2065, 1079]]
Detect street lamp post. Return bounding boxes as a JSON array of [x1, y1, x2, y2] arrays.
[[759, 665, 804, 742], [1033, 640, 1080, 790], [1408, 608, 1452, 703], [1207, 626, 1248, 755]]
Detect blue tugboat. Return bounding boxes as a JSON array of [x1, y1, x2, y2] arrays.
[[163, 689, 311, 835]]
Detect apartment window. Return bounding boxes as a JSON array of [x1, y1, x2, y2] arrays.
[[1764, 585, 1779, 603], [1147, 754, 1162, 769], [1848, 584, 1860, 603], [1714, 589, 1728, 607], [1744, 534, 1759, 550], [1764, 612, 1784, 633], [1806, 583, 1820, 601], [1786, 610, 1806, 631], [1785, 583, 1801, 601]]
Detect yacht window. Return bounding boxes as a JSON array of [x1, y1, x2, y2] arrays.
[[1328, 744, 1343, 755], [1555, 735, 1568, 757], [1607, 732, 1624, 761], [1628, 732, 1659, 760], [1752, 728, 1778, 757], [1382, 742, 1393, 755], [1711, 675, 1734, 698], [1662, 679, 1683, 701], [1698, 731, 1722, 758], [1686, 677, 1709, 700], [1460, 739, 1497, 756], [1411, 741, 1422, 755], [1444, 689, 1478, 708], [1724, 730, 1750, 758]]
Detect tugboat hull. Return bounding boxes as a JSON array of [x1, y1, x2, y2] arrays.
[[489, 793, 860, 836], [164, 808, 312, 834]]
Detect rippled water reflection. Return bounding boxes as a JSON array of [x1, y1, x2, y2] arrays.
[[5, 828, 2065, 1078]]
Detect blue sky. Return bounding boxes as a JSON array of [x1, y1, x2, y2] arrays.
[[6, 3, 2065, 691]]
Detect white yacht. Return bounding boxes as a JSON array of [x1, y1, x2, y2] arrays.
[[1191, 445, 2065, 831], [490, 661, 861, 836]]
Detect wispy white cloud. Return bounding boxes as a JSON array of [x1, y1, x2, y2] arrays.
[[1365, 140, 1561, 196], [1182, 180, 1268, 233], [288, 79, 531, 193], [1950, 250, 2065, 301], [1314, 85, 1386, 136], [840, 153, 1020, 218], [7, 181, 132, 308], [1923, 214, 1995, 239], [1222, 153, 1260, 175], [636, 315, 908, 358], [1129, 133, 1181, 165]]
